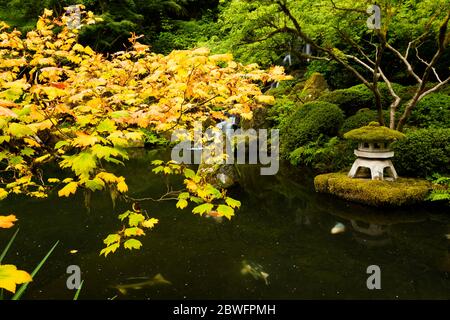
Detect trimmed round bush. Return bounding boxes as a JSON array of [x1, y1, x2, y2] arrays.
[[280, 101, 344, 155], [341, 109, 389, 134], [408, 93, 450, 128], [319, 86, 373, 116], [392, 128, 450, 177], [319, 82, 410, 116]]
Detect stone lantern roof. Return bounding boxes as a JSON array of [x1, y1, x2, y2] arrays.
[[343, 122, 405, 143]]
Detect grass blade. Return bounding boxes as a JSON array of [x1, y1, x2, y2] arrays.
[[73, 280, 84, 300], [0, 228, 20, 264], [12, 240, 59, 300]]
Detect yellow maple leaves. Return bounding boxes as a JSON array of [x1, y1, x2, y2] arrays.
[[0, 215, 17, 228], [0, 214, 32, 294], [116, 177, 128, 193], [58, 182, 78, 197], [142, 218, 159, 229], [0, 265, 32, 294], [71, 134, 99, 148]]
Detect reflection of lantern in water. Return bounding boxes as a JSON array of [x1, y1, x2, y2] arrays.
[[350, 220, 391, 247]]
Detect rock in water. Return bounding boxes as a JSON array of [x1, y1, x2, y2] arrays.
[[331, 222, 346, 234], [197, 163, 238, 189]]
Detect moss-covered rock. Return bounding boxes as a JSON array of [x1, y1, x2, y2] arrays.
[[344, 122, 405, 142], [314, 172, 432, 207], [197, 163, 238, 189], [294, 72, 329, 102]]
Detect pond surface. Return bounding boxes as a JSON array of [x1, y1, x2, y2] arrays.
[[1, 149, 450, 300]]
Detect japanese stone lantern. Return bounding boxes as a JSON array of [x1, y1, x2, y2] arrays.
[[344, 122, 405, 181]]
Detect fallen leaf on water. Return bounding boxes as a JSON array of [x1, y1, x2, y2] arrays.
[[0, 215, 17, 229], [0, 264, 32, 293]]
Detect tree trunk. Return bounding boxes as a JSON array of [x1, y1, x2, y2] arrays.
[[373, 87, 385, 126], [389, 97, 401, 129], [396, 97, 419, 131]]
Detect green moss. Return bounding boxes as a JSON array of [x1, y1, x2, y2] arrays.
[[344, 122, 405, 142], [314, 172, 432, 207]]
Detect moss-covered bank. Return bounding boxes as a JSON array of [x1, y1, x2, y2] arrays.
[[314, 173, 432, 207]]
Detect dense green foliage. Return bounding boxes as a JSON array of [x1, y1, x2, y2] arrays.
[[280, 101, 344, 155], [408, 93, 450, 128], [319, 83, 413, 116], [0, 0, 220, 53], [341, 109, 388, 134], [393, 128, 450, 177], [427, 174, 450, 204], [202, 0, 449, 83], [288, 136, 354, 172], [319, 86, 376, 116]]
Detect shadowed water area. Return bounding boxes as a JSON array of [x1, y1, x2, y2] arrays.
[[1, 149, 449, 299]]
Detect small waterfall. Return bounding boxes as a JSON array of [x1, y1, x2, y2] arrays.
[[303, 44, 311, 62], [282, 53, 292, 66], [271, 53, 292, 89], [188, 116, 238, 151], [216, 115, 237, 138]]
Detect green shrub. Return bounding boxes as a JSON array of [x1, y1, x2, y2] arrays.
[[341, 109, 389, 134], [392, 128, 450, 177], [319, 82, 410, 116], [408, 93, 450, 128], [288, 136, 355, 172], [267, 97, 299, 127], [427, 174, 450, 205], [266, 78, 304, 98], [319, 86, 373, 116], [280, 101, 344, 155], [437, 84, 450, 96], [305, 59, 358, 89]]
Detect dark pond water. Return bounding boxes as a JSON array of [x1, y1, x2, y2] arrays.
[[1, 149, 450, 300]]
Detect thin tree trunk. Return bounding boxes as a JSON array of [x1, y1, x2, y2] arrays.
[[396, 96, 419, 131]]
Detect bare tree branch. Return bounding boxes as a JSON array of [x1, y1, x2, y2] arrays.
[[415, 46, 442, 82], [386, 43, 422, 83], [418, 76, 450, 100], [396, 10, 450, 130]]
